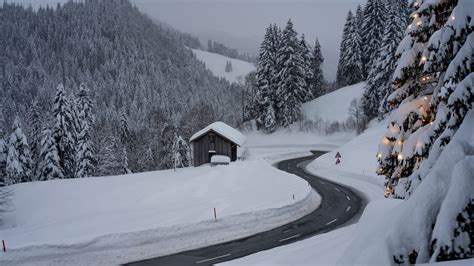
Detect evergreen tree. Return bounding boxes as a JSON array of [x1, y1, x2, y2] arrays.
[[94, 135, 120, 176], [308, 39, 326, 99], [29, 100, 42, 174], [75, 84, 95, 178], [337, 10, 362, 86], [276, 19, 307, 127], [121, 147, 132, 175], [75, 124, 94, 178], [119, 111, 132, 146], [299, 34, 313, 102], [142, 146, 156, 171], [6, 116, 32, 184], [375, 0, 472, 262], [158, 123, 175, 169], [361, 0, 407, 120], [336, 11, 350, 86], [343, 12, 364, 85], [254, 24, 280, 132], [37, 128, 63, 181], [355, 4, 364, 34], [52, 84, 77, 178], [360, 0, 387, 77], [172, 132, 191, 169]]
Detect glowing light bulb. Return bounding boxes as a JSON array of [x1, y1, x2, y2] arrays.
[[423, 96, 428, 100], [417, 21, 422, 26], [421, 56, 427, 62], [451, 16, 455, 20], [384, 138, 390, 145], [377, 153, 382, 159], [397, 154, 403, 161], [408, 24, 412, 29], [412, 13, 419, 19]]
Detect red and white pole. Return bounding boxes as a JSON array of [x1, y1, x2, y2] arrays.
[[214, 207, 217, 221]]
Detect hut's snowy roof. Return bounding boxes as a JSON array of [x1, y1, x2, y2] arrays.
[[190, 121, 246, 146]]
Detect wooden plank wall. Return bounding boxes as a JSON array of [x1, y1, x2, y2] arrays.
[[192, 131, 235, 166]]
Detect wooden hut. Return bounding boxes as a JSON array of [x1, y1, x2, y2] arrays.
[[189, 122, 246, 167]]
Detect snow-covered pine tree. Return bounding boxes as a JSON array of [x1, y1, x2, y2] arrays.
[[52, 84, 77, 178], [355, 4, 364, 34], [254, 24, 280, 132], [75, 83, 95, 178], [158, 122, 175, 169], [75, 124, 94, 178], [336, 10, 353, 86], [343, 12, 364, 85], [37, 128, 63, 181], [361, 0, 408, 120], [361, 0, 388, 77], [29, 100, 42, 174], [308, 39, 326, 99], [94, 135, 120, 176], [6, 116, 32, 184], [142, 147, 156, 171], [119, 111, 132, 146], [299, 34, 314, 102], [121, 147, 132, 175], [76, 83, 94, 129], [172, 132, 191, 169], [276, 19, 307, 127], [376, 0, 473, 262]]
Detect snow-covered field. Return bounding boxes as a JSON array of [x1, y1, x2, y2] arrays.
[[0, 158, 321, 265], [191, 49, 255, 83], [301, 82, 366, 123]]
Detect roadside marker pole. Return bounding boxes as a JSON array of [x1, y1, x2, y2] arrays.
[[2, 240, 5, 252], [214, 207, 217, 221]]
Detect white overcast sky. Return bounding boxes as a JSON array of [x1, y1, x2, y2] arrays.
[[9, 0, 366, 80]]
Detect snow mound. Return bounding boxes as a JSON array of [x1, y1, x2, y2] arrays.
[[190, 121, 246, 146], [301, 82, 366, 123], [211, 155, 230, 164], [191, 49, 256, 83]]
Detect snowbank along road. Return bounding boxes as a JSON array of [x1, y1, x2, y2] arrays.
[[126, 151, 367, 265]]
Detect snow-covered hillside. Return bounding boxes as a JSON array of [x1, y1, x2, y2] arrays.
[[302, 82, 365, 123], [0, 158, 319, 265], [191, 49, 256, 83]]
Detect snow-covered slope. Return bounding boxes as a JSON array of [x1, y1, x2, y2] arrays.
[[302, 82, 366, 123], [0, 158, 319, 265], [191, 48, 255, 83]]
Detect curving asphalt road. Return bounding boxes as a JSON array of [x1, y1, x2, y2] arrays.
[[126, 151, 367, 266]]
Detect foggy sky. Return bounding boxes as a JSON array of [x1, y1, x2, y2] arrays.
[[9, 0, 366, 80]]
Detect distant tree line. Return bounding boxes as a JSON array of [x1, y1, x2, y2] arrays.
[[207, 40, 257, 63]]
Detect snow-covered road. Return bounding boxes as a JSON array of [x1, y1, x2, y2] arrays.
[[128, 151, 366, 265]]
